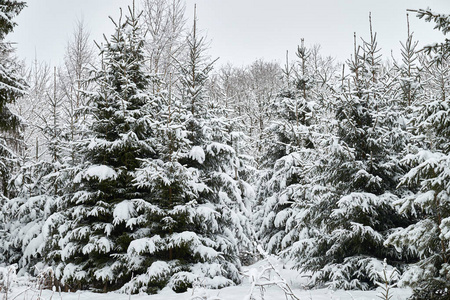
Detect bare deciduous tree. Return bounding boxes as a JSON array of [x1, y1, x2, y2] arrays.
[[59, 18, 96, 164], [142, 0, 187, 91], [13, 58, 52, 160]]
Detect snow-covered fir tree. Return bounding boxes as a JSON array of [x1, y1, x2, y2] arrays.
[[45, 5, 160, 291], [393, 14, 422, 108], [291, 20, 412, 290], [0, 0, 26, 195], [0, 158, 61, 271], [386, 11, 450, 298], [126, 8, 254, 293], [1, 18, 98, 273], [0, 68, 68, 272], [254, 40, 324, 256], [0, 0, 27, 264]]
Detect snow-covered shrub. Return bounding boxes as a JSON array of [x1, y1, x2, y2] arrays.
[[0, 264, 18, 298], [242, 246, 300, 300]]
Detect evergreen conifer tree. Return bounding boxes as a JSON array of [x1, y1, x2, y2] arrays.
[[254, 41, 322, 255], [48, 5, 158, 291], [0, 68, 67, 272], [292, 19, 411, 290], [0, 0, 26, 195], [408, 8, 450, 64], [128, 8, 254, 293], [0, 0, 26, 264], [386, 12, 450, 297], [386, 66, 450, 297], [393, 14, 422, 107]]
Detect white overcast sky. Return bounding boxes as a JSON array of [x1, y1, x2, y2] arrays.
[[8, 0, 450, 67]]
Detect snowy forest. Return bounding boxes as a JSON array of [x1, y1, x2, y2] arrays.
[[0, 0, 450, 299]]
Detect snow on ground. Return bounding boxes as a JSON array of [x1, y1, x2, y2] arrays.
[[4, 260, 412, 300], [5, 286, 412, 300]]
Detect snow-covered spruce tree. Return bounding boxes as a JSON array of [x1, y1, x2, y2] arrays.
[[385, 48, 450, 300], [177, 9, 254, 280], [254, 40, 324, 256], [393, 14, 422, 108], [207, 63, 258, 207], [0, 0, 26, 196], [125, 9, 254, 294], [0, 68, 68, 272], [2, 58, 57, 271], [0, 0, 27, 264], [292, 21, 411, 290], [3, 18, 95, 271], [408, 8, 450, 64], [1, 159, 61, 272], [47, 6, 159, 291]]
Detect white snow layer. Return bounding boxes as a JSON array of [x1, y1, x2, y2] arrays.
[[113, 200, 136, 225], [4, 259, 412, 299], [189, 146, 206, 163], [75, 165, 118, 182]]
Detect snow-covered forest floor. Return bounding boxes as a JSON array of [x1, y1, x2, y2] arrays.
[[3, 258, 412, 300]]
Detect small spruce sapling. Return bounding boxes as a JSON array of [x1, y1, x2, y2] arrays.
[[375, 259, 399, 300]]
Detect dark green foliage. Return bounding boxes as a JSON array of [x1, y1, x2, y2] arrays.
[[120, 13, 253, 293], [0, 0, 26, 39], [409, 278, 450, 300], [47, 6, 158, 291], [0, 0, 26, 131], [0, 0, 26, 254], [290, 23, 414, 289], [384, 11, 450, 297], [255, 40, 323, 257], [412, 8, 450, 64]]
